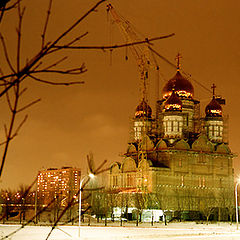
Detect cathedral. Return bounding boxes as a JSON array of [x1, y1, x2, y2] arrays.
[[107, 57, 235, 221]]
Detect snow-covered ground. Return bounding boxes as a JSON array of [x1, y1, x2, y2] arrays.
[[1, 222, 240, 240]]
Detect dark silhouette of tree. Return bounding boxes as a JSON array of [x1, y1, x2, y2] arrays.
[[0, 0, 173, 179]]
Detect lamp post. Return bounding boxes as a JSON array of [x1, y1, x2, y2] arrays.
[[78, 173, 94, 238], [236, 182, 239, 230]]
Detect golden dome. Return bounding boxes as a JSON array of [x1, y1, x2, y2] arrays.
[[205, 97, 222, 117], [135, 100, 152, 118], [162, 71, 194, 99], [164, 90, 182, 112]]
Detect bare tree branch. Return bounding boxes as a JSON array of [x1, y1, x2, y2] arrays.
[[0, 0, 21, 11], [31, 67, 87, 76], [44, 56, 68, 70], [0, 0, 22, 24], [49, 0, 106, 47], [16, 2, 25, 72], [1, 197, 56, 240], [28, 74, 85, 86], [19, 87, 27, 96], [5, 89, 13, 112], [46, 31, 89, 55], [11, 114, 28, 137], [54, 34, 175, 50], [41, 0, 53, 49], [17, 98, 41, 113], [0, 33, 16, 74]]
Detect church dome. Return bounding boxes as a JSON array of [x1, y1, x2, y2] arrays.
[[135, 100, 152, 118], [164, 89, 182, 112], [162, 71, 194, 99], [205, 97, 222, 117]]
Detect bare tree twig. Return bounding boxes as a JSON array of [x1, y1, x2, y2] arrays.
[[46, 31, 89, 55], [0, 73, 18, 81], [54, 34, 175, 50], [1, 198, 56, 240], [41, 0, 53, 49], [49, 0, 106, 47], [0, 33, 16, 74], [19, 87, 27, 96], [44, 56, 68, 70], [16, 2, 25, 72], [31, 65, 87, 75], [17, 98, 41, 113], [93, 159, 107, 174], [0, 0, 22, 24], [3, 124, 8, 139], [29, 74, 85, 86], [11, 114, 28, 136], [0, 0, 21, 11], [5, 89, 13, 112]]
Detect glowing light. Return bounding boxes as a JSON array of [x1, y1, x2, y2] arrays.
[[89, 173, 95, 179], [210, 109, 222, 114], [165, 103, 182, 111], [164, 90, 192, 99]]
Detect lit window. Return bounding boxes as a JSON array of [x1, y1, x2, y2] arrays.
[[202, 177, 205, 187], [178, 160, 182, 167]]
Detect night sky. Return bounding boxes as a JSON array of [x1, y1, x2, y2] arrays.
[[1, 0, 239, 189]]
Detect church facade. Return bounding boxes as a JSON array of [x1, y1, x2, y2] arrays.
[[107, 61, 235, 221]]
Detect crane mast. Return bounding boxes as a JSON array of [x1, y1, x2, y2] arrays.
[[107, 3, 150, 103]]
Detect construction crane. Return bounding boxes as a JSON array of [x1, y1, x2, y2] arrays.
[[107, 3, 152, 103]]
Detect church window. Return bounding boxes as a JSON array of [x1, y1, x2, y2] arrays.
[[167, 121, 172, 132], [220, 162, 223, 170], [202, 177, 205, 187], [173, 121, 178, 132], [113, 175, 118, 187], [198, 176, 206, 187], [127, 173, 134, 187], [198, 154, 206, 163], [178, 159, 182, 167], [181, 176, 184, 186], [198, 177, 201, 187], [220, 126, 223, 136]]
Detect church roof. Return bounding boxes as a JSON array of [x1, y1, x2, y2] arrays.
[[162, 71, 194, 99], [135, 99, 152, 119], [205, 97, 222, 117], [164, 89, 182, 112]]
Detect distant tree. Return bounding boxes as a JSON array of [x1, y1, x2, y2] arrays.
[[199, 189, 216, 224], [134, 192, 148, 226], [91, 190, 108, 223], [0, 184, 34, 223], [218, 188, 235, 223]]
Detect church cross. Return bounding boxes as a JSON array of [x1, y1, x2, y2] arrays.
[[175, 53, 182, 71], [211, 83, 216, 97]]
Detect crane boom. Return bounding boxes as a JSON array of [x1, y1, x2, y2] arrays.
[[107, 3, 150, 102]]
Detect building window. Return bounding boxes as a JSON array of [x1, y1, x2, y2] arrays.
[[198, 177, 201, 187], [220, 161, 223, 170], [113, 175, 118, 187], [181, 176, 184, 186], [198, 176, 206, 187], [198, 154, 206, 164], [202, 177, 205, 187], [127, 174, 134, 187], [178, 159, 182, 167]]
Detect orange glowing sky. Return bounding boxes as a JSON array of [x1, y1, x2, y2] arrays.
[[1, 0, 240, 189]]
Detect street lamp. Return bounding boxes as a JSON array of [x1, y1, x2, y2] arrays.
[[78, 173, 95, 238], [236, 181, 240, 230]]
